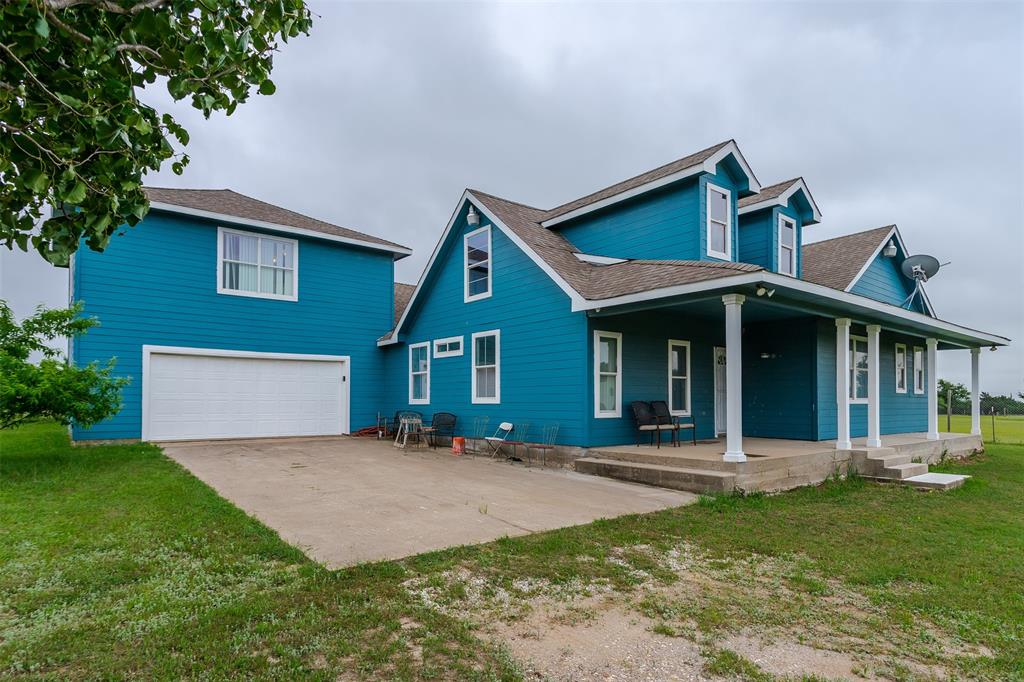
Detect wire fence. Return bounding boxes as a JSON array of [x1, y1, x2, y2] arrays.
[[938, 392, 1024, 445]]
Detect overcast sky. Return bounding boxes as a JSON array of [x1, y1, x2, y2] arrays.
[[2, 0, 1021, 394]]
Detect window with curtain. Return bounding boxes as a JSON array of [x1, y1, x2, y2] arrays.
[[850, 336, 868, 402], [706, 184, 731, 260], [409, 343, 430, 404], [472, 330, 500, 403], [778, 216, 796, 276], [464, 226, 491, 301], [895, 344, 907, 393], [595, 331, 622, 417], [668, 340, 690, 415], [220, 228, 297, 300]]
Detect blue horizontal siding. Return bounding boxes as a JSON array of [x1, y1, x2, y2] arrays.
[[72, 211, 395, 440], [850, 254, 920, 311], [383, 201, 588, 446]]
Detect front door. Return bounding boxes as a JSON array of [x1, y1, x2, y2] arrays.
[[714, 346, 727, 436]]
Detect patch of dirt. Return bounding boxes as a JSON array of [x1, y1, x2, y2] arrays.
[[487, 596, 707, 681], [720, 632, 871, 680]]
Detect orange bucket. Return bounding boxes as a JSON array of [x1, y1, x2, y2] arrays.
[[452, 436, 466, 455]]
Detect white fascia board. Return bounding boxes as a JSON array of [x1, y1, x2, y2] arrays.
[[148, 201, 412, 258], [573, 252, 629, 265], [378, 191, 587, 346], [572, 270, 1007, 347], [737, 178, 823, 223], [842, 226, 935, 318], [541, 141, 762, 229]]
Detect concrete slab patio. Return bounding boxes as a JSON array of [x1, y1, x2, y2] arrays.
[[162, 436, 696, 568]]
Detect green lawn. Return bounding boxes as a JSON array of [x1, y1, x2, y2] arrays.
[[940, 413, 1024, 444], [2, 422, 1022, 680]]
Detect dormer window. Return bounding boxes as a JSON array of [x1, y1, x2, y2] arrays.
[[778, 215, 796, 276], [706, 184, 731, 260], [464, 226, 492, 302]]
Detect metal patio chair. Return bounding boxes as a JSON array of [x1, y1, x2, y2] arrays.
[[650, 400, 697, 447], [630, 401, 673, 448], [526, 423, 559, 467], [503, 421, 530, 461], [466, 415, 490, 456], [425, 412, 457, 449]]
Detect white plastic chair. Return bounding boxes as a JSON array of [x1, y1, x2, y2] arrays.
[[484, 422, 514, 458]]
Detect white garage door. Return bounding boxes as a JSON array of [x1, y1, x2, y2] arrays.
[[144, 348, 348, 441]]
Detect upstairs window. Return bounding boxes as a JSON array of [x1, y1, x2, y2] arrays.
[[706, 184, 732, 260], [668, 340, 691, 415], [895, 344, 907, 394], [472, 330, 500, 403], [409, 342, 430, 404], [464, 226, 492, 302], [850, 336, 868, 403], [433, 336, 463, 358], [778, 215, 796, 276], [913, 346, 925, 394], [218, 227, 297, 301], [594, 331, 622, 418]]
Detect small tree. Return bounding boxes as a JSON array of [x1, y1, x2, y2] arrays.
[[0, 300, 127, 430], [937, 379, 969, 413]]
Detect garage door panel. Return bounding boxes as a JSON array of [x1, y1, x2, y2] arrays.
[[146, 352, 346, 441]]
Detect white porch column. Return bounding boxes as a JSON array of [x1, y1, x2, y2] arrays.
[[722, 294, 745, 463], [835, 318, 852, 450], [927, 338, 939, 440], [866, 324, 882, 448], [971, 347, 981, 436]]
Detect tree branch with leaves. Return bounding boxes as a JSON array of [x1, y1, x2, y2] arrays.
[[0, 0, 312, 265]]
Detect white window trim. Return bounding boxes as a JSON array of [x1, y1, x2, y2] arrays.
[[471, 329, 501, 404], [408, 342, 430, 405], [667, 339, 692, 416], [433, 336, 464, 358], [216, 226, 299, 302], [594, 330, 623, 418], [895, 343, 908, 394], [913, 346, 925, 395], [777, 214, 797, 277], [464, 225, 493, 303], [850, 334, 868, 404], [705, 183, 732, 261]]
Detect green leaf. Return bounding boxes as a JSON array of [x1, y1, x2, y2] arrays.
[[258, 79, 276, 96], [34, 15, 50, 39], [23, 170, 50, 194], [64, 181, 88, 204]]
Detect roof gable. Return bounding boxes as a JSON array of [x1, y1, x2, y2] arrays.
[[539, 140, 761, 228], [144, 187, 411, 257], [738, 177, 822, 224]]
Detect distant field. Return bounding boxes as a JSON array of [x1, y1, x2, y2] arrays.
[[940, 413, 1024, 444]]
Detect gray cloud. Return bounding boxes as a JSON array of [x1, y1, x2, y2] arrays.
[[3, 0, 1021, 393]]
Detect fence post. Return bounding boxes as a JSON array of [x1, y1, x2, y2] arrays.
[[991, 407, 997, 444], [946, 388, 952, 432]]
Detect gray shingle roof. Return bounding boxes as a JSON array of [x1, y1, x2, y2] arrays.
[[737, 178, 800, 208], [144, 187, 410, 253], [541, 140, 734, 222], [801, 225, 894, 291], [394, 282, 415, 324], [470, 190, 761, 301]]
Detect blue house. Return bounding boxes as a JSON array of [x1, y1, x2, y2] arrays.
[[72, 140, 1007, 470]]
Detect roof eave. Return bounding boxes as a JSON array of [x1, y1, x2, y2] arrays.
[[148, 201, 413, 259], [737, 178, 823, 224]]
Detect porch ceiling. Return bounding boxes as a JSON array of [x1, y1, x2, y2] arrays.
[[586, 276, 1008, 350]]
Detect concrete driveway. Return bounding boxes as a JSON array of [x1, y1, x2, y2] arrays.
[[162, 437, 695, 568]]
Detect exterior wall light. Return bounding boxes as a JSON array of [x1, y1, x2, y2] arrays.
[[466, 205, 480, 227], [883, 240, 898, 258]]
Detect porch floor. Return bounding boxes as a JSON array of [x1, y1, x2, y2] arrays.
[[578, 432, 982, 494]]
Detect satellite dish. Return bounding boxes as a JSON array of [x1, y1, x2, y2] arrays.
[[900, 254, 941, 311]]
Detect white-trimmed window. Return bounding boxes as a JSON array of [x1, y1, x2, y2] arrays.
[[850, 335, 868, 403], [464, 226, 492, 302], [594, 331, 622, 418], [778, 215, 796, 276], [471, 330, 500, 403], [218, 227, 297, 301], [913, 346, 925, 394], [895, 343, 907, 394], [433, 336, 463, 358], [409, 342, 430, 404], [706, 183, 732, 260], [668, 339, 691, 416]]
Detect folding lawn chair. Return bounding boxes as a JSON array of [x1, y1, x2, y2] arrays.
[[484, 422, 514, 459]]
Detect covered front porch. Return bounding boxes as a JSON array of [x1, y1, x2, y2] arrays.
[[584, 273, 1006, 463]]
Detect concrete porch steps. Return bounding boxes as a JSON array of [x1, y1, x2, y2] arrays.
[[574, 457, 736, 494]]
